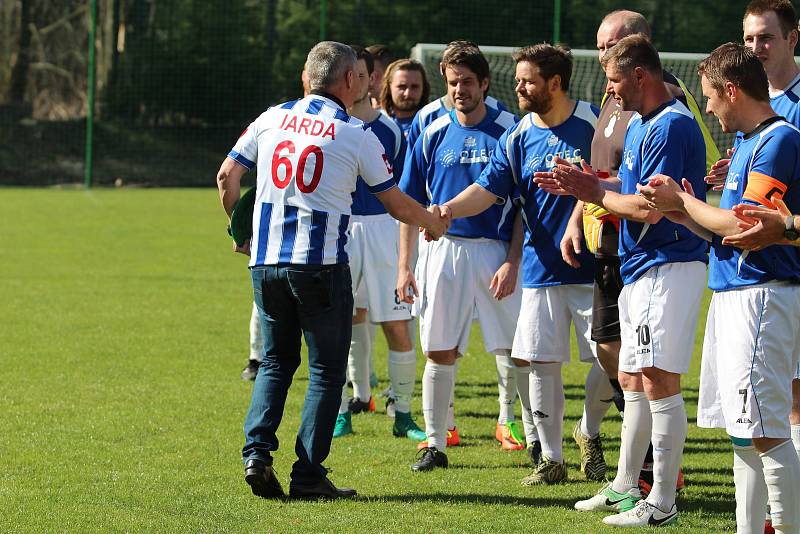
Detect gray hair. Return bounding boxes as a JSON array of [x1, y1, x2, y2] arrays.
[[305, 41, 357, 91]]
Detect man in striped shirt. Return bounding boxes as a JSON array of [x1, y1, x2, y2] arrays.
[[216, 41, 447, 500]]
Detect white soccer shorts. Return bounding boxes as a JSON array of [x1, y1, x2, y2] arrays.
[[349, 214, 411, 323], [618, 261, 705, 375], [697, 283, 800, 439], [416, 235, 521, 355], [511, 284, 595, 363]]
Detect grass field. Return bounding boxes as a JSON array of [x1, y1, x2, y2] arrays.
[[1, 188, 734, 533]]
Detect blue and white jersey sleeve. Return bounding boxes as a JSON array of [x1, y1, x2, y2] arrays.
[[770, 73, 800, 128], [229, 117, 261, 170], [357, 129, 396, 194], [476, 127, 517, 200], [399, 129, 431, 206]]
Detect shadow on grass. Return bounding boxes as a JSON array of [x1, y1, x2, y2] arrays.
[[364, 491, 583, 508]]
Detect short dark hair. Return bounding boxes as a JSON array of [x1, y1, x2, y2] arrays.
[[440, 43, 491, 83], [698, 42, 770, 101], [745, 0, 799, 38], [350, 44, 374, 75], [380, 59, 430, 116], [512, 43, 573, 91], [600, 33, 662, 77], [366, 44, 395, 69]]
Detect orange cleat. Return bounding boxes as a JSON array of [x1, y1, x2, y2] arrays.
[[417, 427, 461, 450], [496, 421, 525, 451]]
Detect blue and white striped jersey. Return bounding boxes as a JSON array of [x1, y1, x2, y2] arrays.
[[352, 113, 406, 216], [228, 93, 396, 266], [400, 106, 519, 241], [407, 95, 509, 153]]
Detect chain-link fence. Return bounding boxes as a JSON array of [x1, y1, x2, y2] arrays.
[[1, 0, 753, 186]]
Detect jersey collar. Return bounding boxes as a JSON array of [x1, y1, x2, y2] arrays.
[[310, 90, 347, 112], [639, 98, 676, 123]]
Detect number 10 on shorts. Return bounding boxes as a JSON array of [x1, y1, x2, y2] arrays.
[[636, 324, 651, 356]]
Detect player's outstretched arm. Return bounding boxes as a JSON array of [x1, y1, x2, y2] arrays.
[[377, 188, 448, 239], [442, 183, 501, 220], [490, 208, 523, 300]]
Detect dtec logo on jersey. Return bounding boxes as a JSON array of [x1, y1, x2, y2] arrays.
[[439, 148, 458, 168]]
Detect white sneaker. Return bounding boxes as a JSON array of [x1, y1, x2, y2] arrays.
[[575, 483, 641, 512], [602, 500, 678, 527]]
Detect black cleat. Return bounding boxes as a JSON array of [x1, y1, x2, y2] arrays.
[[244, 459, 284, 498], [411, 447, 448, 472], [348, 396, 374, 414]]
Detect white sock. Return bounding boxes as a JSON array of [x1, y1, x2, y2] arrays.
[[792, 424, 800, 461], [495, 354, 517, 424], [446, 360, 459, 430], [348, 322, 372, 402], [338, 384, 350, 415], [647, 394, 687, 512], [515, 364, 540, 445], [581, 360, 614, 438], [422, 361, 455, 451], [249, 302, 263, 362], [366, 321, 376, 379], [733, 443, 769, 534], [407, 316, 417, 345], [389, 349, 416, 413], [530, 362, 565, 462], [612, 391, 652, 493], [761, 440, 800, 533]]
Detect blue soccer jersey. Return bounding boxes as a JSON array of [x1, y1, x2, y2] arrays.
[[770, 72, 800, 127], [476, 101, 598, 288], [617, 99, 708, 284], [390, 114, 415, 140], [400, 106, 519, 241], [351, 113, 406, 216], [709, 118, 800, 291], [407, 95, 510, 154]]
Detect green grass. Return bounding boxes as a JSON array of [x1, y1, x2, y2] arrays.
[[1, 188, 733, 533]]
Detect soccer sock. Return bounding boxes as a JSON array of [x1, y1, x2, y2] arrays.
[[446, 360, 459, 430], [612, 391, 652, 494], [733, 442, 769, 534], [647, 394, 687, 511], [495, 354, 517, 424], [760, 440, 800, 533], [422, 361, 455, 451], [530, 362, 565, 462], [249, 302, 263, 362], [338, 384, 350, 415], [580, 360, 614, 438], [388, 349, 416, 414], [348, 322, 372, 402], [609, 378, 625, 414], [515, 364, 540, 445], [792, 425, 800, 461]]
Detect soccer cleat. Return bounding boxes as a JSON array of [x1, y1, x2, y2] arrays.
[[348, 396, 376, 414], [496, 421, 525, 451], [332, 412, 353, 438], [384, 396, 396, 418], [573, 421, 607, 481], [602, 500, 678, 527], [574, 483, 642, 512], [521, 457, 567, 486], [417, 427, 461, 450], [411, 447, 448, 472], [638, 467, 684, 498], [527, 441, 542, 467], [393, 411, 427, 441], [764, 519, 775, 534], [240, 359, 259, 381]]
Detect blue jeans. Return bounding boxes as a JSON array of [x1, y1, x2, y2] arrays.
[[242, 264, 353, 485]]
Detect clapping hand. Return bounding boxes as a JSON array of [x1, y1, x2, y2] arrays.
[[723, 198, 793, 250], [704, 148, 734, 191]]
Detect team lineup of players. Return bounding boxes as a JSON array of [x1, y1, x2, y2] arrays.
[[227, 0, 800, 531]]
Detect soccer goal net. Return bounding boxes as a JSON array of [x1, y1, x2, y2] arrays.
[[411, 43, 734, 153]]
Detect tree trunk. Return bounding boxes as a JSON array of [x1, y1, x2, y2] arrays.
[[9, 0, 31, 104]]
